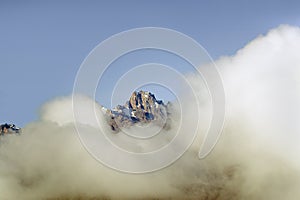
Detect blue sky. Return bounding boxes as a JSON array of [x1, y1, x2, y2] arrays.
[[0, 0, 299, 126]]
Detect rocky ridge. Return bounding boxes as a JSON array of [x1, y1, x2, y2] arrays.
[[104, 91, 169, 131]]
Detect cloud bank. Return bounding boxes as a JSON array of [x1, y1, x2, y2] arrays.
[[0, 25, 300, 200]]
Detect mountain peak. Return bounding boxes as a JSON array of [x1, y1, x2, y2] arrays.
[[105, 90, 168, 131], [129, 90, 163, 112]]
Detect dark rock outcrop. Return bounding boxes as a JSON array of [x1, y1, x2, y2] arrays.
[[104, 91, 168, 132]]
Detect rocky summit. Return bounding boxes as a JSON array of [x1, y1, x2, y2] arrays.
[[105, 91, 169, 132]]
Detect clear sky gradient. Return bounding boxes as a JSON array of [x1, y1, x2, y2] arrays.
[[1, 0, 299, 126]]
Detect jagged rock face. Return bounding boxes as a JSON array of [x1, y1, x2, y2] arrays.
[[129, 91, 157, 112], [105, 91, 168, 132]]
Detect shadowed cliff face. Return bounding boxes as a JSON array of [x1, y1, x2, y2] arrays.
[[105, 91, 168, 131]]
